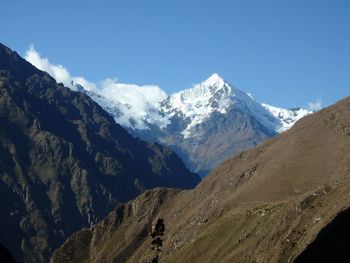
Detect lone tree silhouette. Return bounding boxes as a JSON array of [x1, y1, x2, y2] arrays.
[[150, 218, 165, 263]]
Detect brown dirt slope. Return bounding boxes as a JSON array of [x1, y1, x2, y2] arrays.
[[52, 96, 350, 263]]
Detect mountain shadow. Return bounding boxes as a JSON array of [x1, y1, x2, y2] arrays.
[[294, 207, 350, 263], [0, 242, 17, 263]]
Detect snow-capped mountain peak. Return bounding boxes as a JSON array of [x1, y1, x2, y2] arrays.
[[75, 73, 311, 138], [176, 73, 231, 102], [67, 73, 313, 176], [163, 74, 235, 137], [202, 73, 226, 87]]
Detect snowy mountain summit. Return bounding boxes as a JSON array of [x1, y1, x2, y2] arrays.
[[163, 73, 233, 137], [159, 73, 310, 137], [84, 73, 312, 176], [87, 73, 310, 138]]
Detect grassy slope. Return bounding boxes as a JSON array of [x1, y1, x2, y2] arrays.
[[52, 96, 350, 263]]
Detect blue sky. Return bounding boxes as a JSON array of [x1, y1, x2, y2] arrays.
[[1, 0, 349, 108]]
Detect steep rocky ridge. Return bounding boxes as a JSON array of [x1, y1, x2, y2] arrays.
[[0, 43, 200, 263], [52, 96, 350, 263]]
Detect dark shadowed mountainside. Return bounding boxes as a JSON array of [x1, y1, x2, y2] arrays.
[[52, 95, 350, 263], [0, 242, 17, 263], [0, 43, 200, 263]]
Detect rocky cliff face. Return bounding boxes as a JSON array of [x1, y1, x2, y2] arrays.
[[0, 43, 200, 263], [52, 96, 350, 263]]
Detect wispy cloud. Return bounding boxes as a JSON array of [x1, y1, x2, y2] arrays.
[[25, 45, 96, 91], [307, 98, 322, 111], [97, 78, 168, 129], [99, 78, 166, 109], [24, 45, 168, 128]]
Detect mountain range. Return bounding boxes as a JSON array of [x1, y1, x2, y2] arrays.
[[77, 73, 311, 176], [0, 43, 199, 263], [24, 50, 312, 176], [2, 42, 345, 263], [52, 94, 350, 263]]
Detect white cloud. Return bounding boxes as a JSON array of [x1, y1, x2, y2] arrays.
[[25, 45, 97, 91], [100, 78, 166, 107], [71, 76, 96, 91], [24, 45, 168, 129], [98, 79, 168, 129], [307, 99, 322, 111]]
